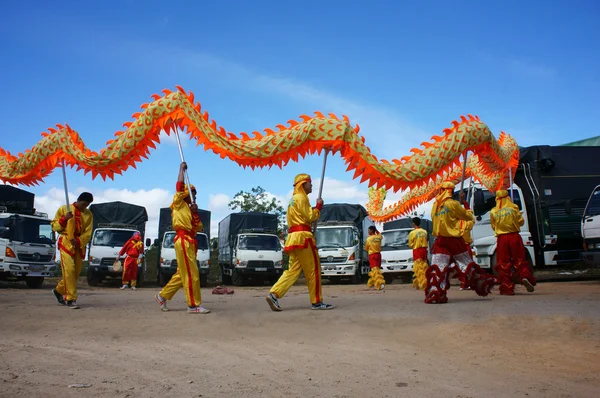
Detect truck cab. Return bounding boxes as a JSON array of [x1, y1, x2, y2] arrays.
[[87, 223, 146, 286], [225, 229, 283, 286], [316, 221, 366, 283], [379, 218, 433, 284], [0, 207, 57, 288], [158, 230, 210, 287], [581, 185, 600, 266]]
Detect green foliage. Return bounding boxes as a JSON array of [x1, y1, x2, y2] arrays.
[[228, 186, 287, 234]]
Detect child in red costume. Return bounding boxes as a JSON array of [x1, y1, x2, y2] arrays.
[[119, 231, 144, 290]]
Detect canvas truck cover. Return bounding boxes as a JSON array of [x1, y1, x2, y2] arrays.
[[89, 201, 149, 238], [383, 218, 433, 234], [157, 207, 211, 241], [218, 212, 278, 250], [0, 185, 35, 215], [318, 203, 369, 229]]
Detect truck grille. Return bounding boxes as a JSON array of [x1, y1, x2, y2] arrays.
[[247, 260, 274, 268], [101, 258, 117, 266], [17, 253, 53, 263], [319, 256, 347, 264]]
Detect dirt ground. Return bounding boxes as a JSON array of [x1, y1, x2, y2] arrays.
[[1, 279, 599, 398]]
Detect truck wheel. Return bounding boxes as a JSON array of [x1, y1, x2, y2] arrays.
[[221, 267, 232, 285], [136, 272, 143, 288], [200, 274, 208, 287], [232, 270, 244, 286], [400, 274, 412, 284], [87, 273, 100, 287], [350, 268, 360, 284], [384, 274, 394, 285], [25, 277, 44, 289], [490, 253, 499, 276]]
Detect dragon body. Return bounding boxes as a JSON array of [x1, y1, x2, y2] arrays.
[[0, 87, 518, 221]]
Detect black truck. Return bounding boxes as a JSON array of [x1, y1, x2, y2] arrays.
[[87, 201, 149, 286], [156, 207, 211, 287], [217, 212, 282, 286]]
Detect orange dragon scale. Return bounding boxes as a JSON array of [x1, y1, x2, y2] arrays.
[[0, 87, 519, 221]]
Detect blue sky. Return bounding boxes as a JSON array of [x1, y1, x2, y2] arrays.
[[1, 0, 599, 239]]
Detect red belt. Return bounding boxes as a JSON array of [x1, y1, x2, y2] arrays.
[[288, 225, 312, 233]]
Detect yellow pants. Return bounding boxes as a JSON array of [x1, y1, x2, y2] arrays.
[[271, 239, 323, 305], [367, 267, 385, 290], [159, 238, 201, 307], [412, 258, 429, 291], [56, 249, 83, 301]]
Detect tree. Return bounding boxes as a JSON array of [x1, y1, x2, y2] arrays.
[[228, 186, 287, 234]]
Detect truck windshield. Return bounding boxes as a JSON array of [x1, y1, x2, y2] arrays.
[[381, 230, 410, 251], [4, 216, 54, 245], [315, 227, 353, 249], [163, 232, 209, 250], [585, 187, 600, 217], [473, 189, 522, 217], [93, 230, 136, 247], [238, 235, 280, 251]]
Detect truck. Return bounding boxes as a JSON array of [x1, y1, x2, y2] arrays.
[[156, 207, 211, 287], [0, 185, 57, 288], [581, 185, 600, 266], [315, 203, 375, 284], [467, 144, 600, 270], [379, 218, 434, 284], [87, 201, 149, 286], [217, 212, 283, 286]]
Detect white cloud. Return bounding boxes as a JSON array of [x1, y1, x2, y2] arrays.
[[208, 193, 230, 211]]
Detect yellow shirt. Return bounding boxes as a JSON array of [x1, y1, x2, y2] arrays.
[[432, 198, 474, 238], [459, 211, 474, 244], [171, 187, 203, 234], [51, 204, 93, 256], [490, 204, 523, 236], [284, 192, 320, 251], [364, 233, 382, 255], [408, 228, 428, 249]]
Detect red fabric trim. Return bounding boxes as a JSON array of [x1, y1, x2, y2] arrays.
[[181, 241, 196, 307], [315, 202, 323, 211], [175, 229, 197, 249], [463, 201, 470, 210], [59, 216, 67, 228], [308, 239, 321, 303], [368, 253, 382, 269], [57, 236, 75, 258], [413, 247, 428, 261], [122, 256, 138, 281], [176, 181, 185, 192], [288, 225, 312, 233], [283, 238, 314, 253]]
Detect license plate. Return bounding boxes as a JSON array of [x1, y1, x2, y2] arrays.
[[29, 264, 44, 272], [255, 268, 267, 272]]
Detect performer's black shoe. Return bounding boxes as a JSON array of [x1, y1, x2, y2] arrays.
[[311, 302, 334, 310], [52, 289, 66, 306]]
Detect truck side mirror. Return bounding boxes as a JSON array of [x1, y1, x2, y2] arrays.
[[153, 238, 159, 247], [145, 238, 151, 247], [564, 200, 572, 215]]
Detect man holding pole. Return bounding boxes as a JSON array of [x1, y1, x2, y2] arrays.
[[155, 162, 209, 314], [51, 192, 94, 309], [266, 173, 334, 311]]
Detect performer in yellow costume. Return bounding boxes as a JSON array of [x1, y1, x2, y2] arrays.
[[491, 190, 536, 295], [267, 174, 334, 311], [458, 205, 475, 290], [426, 182, 496, 304], [365, 226, 385, 290], [51, 192, 94, 309], [155, 162, 209, 314], [408, 217, 429, 291]]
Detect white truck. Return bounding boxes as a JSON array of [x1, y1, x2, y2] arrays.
[[581, 185, 600, 266], [379, 218, 434, 284], [156, 207, 211, 287], [87, 202, 149, 286], [0, 186, 57, 288], [315, 203, 375, 284], [217, 212, 283, 286]]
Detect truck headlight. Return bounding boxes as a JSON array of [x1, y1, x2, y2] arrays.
[[408, 257, 413, 262], [90, 257, 101, 265], [199, 260, 208, 267], [274, 261, 282, 268], [236, 260, 248, 268]]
